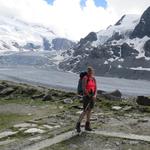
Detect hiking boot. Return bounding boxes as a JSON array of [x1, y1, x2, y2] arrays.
[[76, 122, 81, 133], [85, 121, 92, 131]]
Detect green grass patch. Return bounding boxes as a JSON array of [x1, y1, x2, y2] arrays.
[[0, 97, 60, 106], [0, 113, 32, 131]]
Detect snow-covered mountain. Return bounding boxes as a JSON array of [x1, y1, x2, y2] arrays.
[[0, 15, 75, 53], [59, 7, 150, 80]]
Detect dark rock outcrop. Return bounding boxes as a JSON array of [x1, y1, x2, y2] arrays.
[[109, 90, 122, 98], [80, 32, 97, 44], [23, 43, 41, 50], [90, 47, 111, 59], [52, 38, 75, 50], [107, 32, 124, 41], [59, 7, 150, 81], [0, 87, 15, 96], [32, 94, 45, 99], [121, 43, 139, 58], [98, 90, 122, 101], [144, 40, 150, 57], [115, 15, 126, 26], [131, 7, 150, 38], [136, 96, 150, 106], [43, 38, 51, 50]]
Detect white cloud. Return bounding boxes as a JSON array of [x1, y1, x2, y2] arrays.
[[0, 0, 150, 41], [107, 0, 150, 16]]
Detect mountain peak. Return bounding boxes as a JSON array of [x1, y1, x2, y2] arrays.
[[115, 15, 126, 26], [0, 15, 74, 52]]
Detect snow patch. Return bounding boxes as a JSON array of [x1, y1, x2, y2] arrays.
[[108, 58, 115, 62], [130, 67, 150, 71], [93, 14, 140, 46], [0, 15, 56, 52], [104, 61, 108, 64], [118, 65, 122, 68], [118, 58, 124, 62], [114, 36, 150, 58]]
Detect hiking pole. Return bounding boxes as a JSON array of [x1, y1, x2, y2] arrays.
[[78, 99, 91, 123]]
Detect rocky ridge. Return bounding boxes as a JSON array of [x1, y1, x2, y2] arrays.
[[59, 7, 150, 80]]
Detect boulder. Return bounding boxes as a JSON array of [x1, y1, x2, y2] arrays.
[[42, 94, 53, 101], [32, 94, 45, 99], [98, 90, 122, 100], [0, 84, 6, 91], [63, 98, 73, 104], [136, 96, 150, 106], [109, 90, 122, 98], [97, 90, 106, 95], [21, 88, 37, 96], [0, 87, 15, 96]]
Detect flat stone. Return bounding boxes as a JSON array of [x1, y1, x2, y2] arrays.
[[129, 141, 139, 145], [0, 139, 16, 146], [90, 117, 98, 121], [22, 130, 79, 150], [14, 123, 37, 128], [29, 136, 42, 142], [27, 113, 32, 116], [122, 106, 133, 111], [43, 125, 54, 130], [0, 131, 18, 139], [19, 128, 27, 131], [22, 129, 150, 150], [63, 98, 73, 104], [112, 106, 122, 110], [24, 128, 45, 134], [59, 106, 64, 109], [27, 120, 39, 124], [137, 119, 149, 123], [89, 130, 150, 142], [54, 125, 61, 129], [76, 111, 82, 114]]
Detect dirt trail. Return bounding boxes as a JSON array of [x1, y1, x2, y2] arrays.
[[20, 130, 150, 150]]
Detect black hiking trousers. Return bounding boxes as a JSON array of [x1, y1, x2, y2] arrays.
[[83, 96, 94, 110]]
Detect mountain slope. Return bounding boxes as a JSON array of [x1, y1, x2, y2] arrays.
[[59, 7, 150, 80], [0, 15, 75, 53]]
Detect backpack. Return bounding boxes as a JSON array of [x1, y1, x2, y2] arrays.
[[77, 71, 87, 95]]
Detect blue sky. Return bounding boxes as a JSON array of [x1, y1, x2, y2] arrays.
[[80, 0, 107, 8], [46, 0, 107, 8]]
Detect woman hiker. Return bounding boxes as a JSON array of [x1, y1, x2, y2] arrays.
[[76, 66, 97, 132]]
